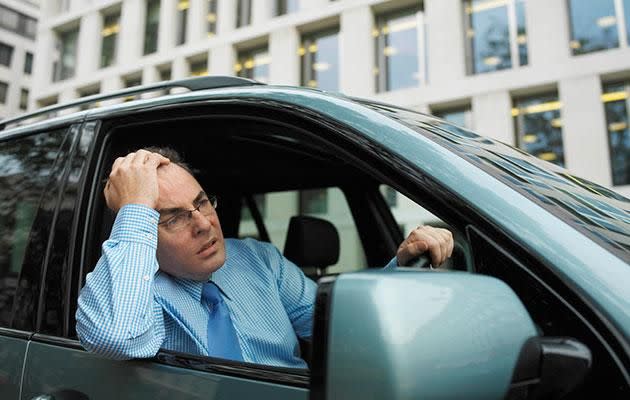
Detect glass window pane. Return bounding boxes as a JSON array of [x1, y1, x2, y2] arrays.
[[299, 189, 328, 214], [276, 0, 299, 16], [207, 0, 217, 36], [513, 93, 565, 167], [376, 10, 419, 92], [101, 13, 120, 68], [189, 59, 208, 76], [177, 0, 189, 45], [58, 28, 78, 81], [602, 82, 630, 185], [516, 0, 528, 66], [301, 30, 339, 91], [0, 81, 7, 104], [625, 0, 630, 46], [19, 88, 28, 110], [144, 0, 160, 55], [0, 131, 65, 328], [0, 42, 14, 67], [466, 0, 512, 74], [568, 0, 619, 55], [236, 0, 251, 28], [24, 52, 33, 74], [236, 46, 270, 83], [241, 195, 266, 220]]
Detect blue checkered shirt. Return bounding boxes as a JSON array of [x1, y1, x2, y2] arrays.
[[76, 204, 319, 368]]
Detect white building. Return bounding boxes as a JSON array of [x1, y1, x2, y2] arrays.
[[28, 0, 630, 270], [0, 0, 38, 119]]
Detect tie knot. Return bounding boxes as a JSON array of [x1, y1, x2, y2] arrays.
[[201, 282, 223, 305]]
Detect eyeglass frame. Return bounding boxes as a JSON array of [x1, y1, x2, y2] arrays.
[[157, 192, 218, 231]]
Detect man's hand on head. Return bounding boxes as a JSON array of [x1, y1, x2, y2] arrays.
[[104, 150, 171, 212], [396, 225, 454, 267]]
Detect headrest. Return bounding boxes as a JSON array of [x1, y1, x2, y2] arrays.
[[283, 216, 340, 269]]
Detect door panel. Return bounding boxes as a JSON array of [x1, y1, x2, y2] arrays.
[[21, 341, 308, 400], [0, 334, 28, 400]]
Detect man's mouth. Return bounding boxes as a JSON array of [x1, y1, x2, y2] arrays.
[[197, 238, 218, 256]]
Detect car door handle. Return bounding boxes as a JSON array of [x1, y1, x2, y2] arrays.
[[31, 389, 89, 400]]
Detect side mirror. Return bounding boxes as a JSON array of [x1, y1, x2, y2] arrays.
[[310, 270, 591, 400]]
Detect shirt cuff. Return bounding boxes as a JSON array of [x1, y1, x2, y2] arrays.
[[384, 256, 399, 270], [109, 204, 160, 249]]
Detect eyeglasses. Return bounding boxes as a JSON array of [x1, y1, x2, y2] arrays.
[[158, 195, 218, 232]]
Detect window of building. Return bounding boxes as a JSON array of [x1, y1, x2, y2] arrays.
[[177, 0, 189, 45], [123, 74, 142, 101], [433, 106, 473, 129], [144, 0, 160, 55], [601, 82, 630, 186], [189, 58, 208, 76], [300, 29, 339, 91], [236, 0, 252, 28], [275, 0, 299, 16], [464, 0, 528, 75], [512, 92, 565, 166], [158, 65, 172, 81], [101, 12, 120, 68], [567, 0, 630, 55], [299, 189, 328, 214], [78, 85, 100, 110], [23, 52, 33, 74], [0, 81, 7, 104], [53, 27, 79, 82], [19, 88, 28, 110], [235, 46, 270, 82], [207, 0, 217, 37], [0, 42, 14, 67], [0, 131, 66, 328], [374, 6, 425, 92], [0, 5, 36, 40]]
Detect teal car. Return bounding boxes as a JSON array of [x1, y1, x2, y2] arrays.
[[0, 76, 628, 399]]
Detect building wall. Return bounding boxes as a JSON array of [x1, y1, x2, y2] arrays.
[[27, 0, 630, 261], [0, 0, 39, 119]]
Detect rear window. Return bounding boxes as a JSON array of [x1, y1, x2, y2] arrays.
[[361, 101, 630, 262]]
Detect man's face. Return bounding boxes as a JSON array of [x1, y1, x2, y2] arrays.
[[155, 164, 225, 281]]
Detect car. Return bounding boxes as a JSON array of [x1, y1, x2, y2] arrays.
[[0, 75, 628, 400]]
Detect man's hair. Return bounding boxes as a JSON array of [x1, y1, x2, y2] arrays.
[[140, 146, 195, 175]]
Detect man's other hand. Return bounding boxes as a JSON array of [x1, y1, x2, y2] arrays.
[[104, 150, 170, 212], [396, 225, 454, 267]]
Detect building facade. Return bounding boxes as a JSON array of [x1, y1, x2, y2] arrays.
[[0, 0, 38, 119], [28, 0, 630, 269]]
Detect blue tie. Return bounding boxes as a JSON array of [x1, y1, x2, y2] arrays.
[[201, 282, 243, 361]]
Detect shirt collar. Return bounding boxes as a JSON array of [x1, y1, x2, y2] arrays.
[[171, 274, 232, 302]]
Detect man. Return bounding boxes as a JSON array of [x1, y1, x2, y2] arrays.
[[76, 148, 454, 368]]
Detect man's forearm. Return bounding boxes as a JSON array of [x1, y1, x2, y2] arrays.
[[76, 205, 165, 359]]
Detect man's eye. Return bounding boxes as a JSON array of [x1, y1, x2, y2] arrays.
[[167, 214, 185, 227]]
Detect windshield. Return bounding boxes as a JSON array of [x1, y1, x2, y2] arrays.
[[361, 100, 630, 263]]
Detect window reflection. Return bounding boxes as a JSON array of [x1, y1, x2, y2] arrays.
[[235, 46, 270, 83], [465, 0, 528, 74], [207, 0, 217, 37], [236, 0, 251, 28], [513, 93, 565, 167], [300, 29, 339, 91], [374, 8, 422, 92], [568, 0, 619, 55], [0, 131, 65, 328], [433, 106, 473, 129], [189, 58, 208, 77], [602, 82, 630, 185], [276, 0, 299, 16]]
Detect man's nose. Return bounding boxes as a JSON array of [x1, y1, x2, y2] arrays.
[[191, 209, 212, 236]]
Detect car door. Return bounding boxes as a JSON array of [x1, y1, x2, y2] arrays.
[[0, 126, 72, 400], [19, 121, 310, 400]]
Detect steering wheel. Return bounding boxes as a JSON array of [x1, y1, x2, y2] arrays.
[[404, 254, 433, 269]]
